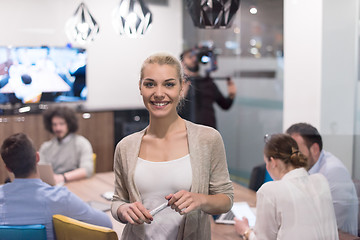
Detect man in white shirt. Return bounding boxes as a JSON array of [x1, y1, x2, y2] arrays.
[[286, 123, 358, 235], [39, 106, 93, 184]]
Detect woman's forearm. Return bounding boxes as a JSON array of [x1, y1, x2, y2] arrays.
[[200, 193, 232, 214]]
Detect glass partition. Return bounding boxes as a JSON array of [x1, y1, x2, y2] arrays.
[[182, 0, 283, 186]]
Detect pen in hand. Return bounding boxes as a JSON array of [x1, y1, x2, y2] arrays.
[[150, 201, 169, 217]]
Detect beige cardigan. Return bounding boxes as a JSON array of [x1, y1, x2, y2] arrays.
[[111, 120, 234, 240]]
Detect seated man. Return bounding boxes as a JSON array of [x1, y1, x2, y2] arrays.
[[39, 106, 93, 184], [0, 133, 112, 240], [286, 123, 358, 235]]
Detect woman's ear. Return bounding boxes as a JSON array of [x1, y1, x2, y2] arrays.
[[180, 85, 184, 98], [269, 157, 277, 168]]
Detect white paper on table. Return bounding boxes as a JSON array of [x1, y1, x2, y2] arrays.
[[232, 202, 256, 227]]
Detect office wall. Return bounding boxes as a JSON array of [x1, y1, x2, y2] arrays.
[[0, 0, 182, 110], [283, 0, 359, 174]]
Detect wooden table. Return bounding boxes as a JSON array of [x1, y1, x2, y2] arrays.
[[65, 172, 126, 237], [65, 172, 359, 240]]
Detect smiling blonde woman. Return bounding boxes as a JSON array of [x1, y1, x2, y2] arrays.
[[111, 53, 233, 240]]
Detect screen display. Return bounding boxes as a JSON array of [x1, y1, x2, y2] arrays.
[[0, 46, 87, 104]]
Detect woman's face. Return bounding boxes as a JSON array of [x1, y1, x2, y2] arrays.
[[140, 63, 182, 119]]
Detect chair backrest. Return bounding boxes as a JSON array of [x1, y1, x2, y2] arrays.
[[93, 153, 97, 174], [0, 224, 46, 240], [53, 214, 117, 240], [248, 163, 267, 191]]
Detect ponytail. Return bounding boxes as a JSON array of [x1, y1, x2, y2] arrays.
[[289, 149, 307, 168]]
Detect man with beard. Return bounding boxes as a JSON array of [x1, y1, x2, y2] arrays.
[[286, 123, 358, 236], [179, 48, 236, 129], [39, 106, 93, 184]]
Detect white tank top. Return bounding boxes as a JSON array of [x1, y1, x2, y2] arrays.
[[134, 154, 192, 240]]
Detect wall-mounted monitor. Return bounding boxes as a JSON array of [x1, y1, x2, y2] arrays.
[[0, 46, 87, 105]]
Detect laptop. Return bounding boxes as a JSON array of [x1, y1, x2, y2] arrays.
[[6, 164, 61, 187], [38, 163, 63, 186], [215, 202, 256, 227]]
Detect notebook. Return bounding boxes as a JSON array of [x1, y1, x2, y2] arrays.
[[215, 202, 256, 227]]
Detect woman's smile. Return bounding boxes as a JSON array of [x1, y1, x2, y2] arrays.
[[151, 101, 170, 106]]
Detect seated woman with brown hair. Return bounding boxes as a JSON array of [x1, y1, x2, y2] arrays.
[[235, 134, 339, 240]]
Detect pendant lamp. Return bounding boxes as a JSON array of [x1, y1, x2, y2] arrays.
[[112, 0, 153, 38], [185, 0, 240, 29], [65, 2, 100, 44]]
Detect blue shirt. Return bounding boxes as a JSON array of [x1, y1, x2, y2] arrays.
[[264, 169, 273, 183], [0, 178, 112, 240], [309, 150, 358, 235]]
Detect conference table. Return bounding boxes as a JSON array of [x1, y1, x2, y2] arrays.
[[65, 172, 359, 240]]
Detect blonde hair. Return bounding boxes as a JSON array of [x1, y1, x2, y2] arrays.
[[140, 52, 184, 84]]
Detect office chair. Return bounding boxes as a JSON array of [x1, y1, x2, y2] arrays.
[[53, 214, 117, 240], [0, 224, 46, 240], [93, 153, 97, 175], [248, 163, 273, 192]]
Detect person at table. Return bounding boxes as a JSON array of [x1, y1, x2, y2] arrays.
[[0, 133, 112, 240], [39, 106, 93, 184], [286, 122, 358, 235], [234, 134, 338, 240], [111, 53, 234, 240]]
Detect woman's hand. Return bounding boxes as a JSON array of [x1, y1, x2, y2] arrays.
[[166, 190, 205, 215], [117, 202, 153, 225], [234, 217, 250, 235]]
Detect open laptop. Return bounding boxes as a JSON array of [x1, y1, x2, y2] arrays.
[[38, 163, 63, 186], [6, 163, 63, 186], [215, 202, 256, 227]]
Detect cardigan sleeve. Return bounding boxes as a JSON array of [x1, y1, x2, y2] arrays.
[[111, 141, 130, 223], [208, 130, 234, 205]]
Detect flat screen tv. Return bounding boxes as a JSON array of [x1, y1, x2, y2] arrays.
[[0, 46, 87, 105]]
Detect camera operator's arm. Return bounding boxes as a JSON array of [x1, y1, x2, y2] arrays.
[[214, 77, 236, 110], [227, 77, 236, 100]]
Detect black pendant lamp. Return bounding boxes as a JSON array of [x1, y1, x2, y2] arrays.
[[185, 0, 240, 29]]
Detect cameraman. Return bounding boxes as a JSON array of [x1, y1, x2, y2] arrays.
[[180, 48, 236, 129]]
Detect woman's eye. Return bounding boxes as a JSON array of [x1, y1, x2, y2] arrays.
[[165, 82, 175, 87], [144, 82, 154, 87]]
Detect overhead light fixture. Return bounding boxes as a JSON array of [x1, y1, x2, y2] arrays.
[[185, 0, 241, 29], [112, 0, 153, 38], [249, 6, 257, 15], [65, 2, 100, 44]]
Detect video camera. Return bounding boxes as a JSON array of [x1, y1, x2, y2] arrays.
[[192, 45, 218, 75]]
